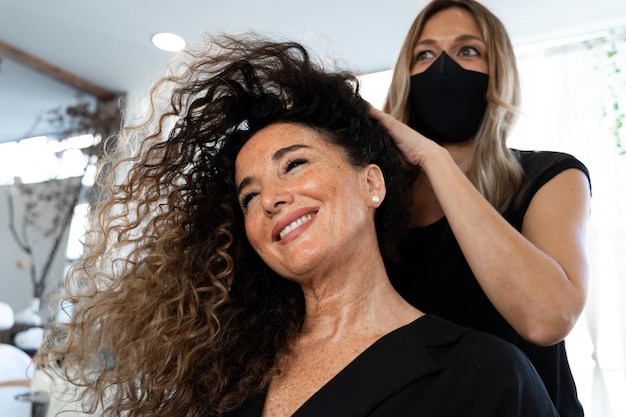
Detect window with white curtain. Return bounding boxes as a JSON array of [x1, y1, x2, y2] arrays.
[[511, 29, 626, 417], [359, 27, 626, 417]]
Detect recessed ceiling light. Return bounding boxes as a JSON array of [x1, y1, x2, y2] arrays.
[[152, 32, 186, 52]]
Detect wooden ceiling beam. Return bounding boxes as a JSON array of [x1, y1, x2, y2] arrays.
[[0, 39, 118, 101]]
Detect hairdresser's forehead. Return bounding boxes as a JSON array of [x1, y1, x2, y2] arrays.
[[419, 7, 482, 43]]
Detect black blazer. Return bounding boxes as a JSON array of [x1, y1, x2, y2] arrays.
[[225, 315, 558, 417]]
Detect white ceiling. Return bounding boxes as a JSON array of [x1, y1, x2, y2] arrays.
[[1, 0, 626, 143]]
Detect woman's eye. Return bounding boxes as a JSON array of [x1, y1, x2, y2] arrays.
[[415, 50, 435, 62], [459, 46, 480, 57], [284, 157, 308, 172], [240, 191, 258, 209]]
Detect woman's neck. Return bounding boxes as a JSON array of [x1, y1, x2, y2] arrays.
[[262, 256, 422, 417], [297, 263, 421, 342]]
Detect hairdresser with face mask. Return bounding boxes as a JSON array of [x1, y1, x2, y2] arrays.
[[370, 1, 590, 416]]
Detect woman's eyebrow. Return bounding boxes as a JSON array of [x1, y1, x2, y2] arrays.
[[237, 144, 311, 196], [272, 144, 310, 161], [455, 34, 485, 43], [415, 34, 484, 48]]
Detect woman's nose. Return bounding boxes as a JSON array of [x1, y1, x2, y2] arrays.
[[261, 188, 292, 216]]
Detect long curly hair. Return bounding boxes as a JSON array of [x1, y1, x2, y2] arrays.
[[37, 33, 408, 416], [384, 0, 523, 212]]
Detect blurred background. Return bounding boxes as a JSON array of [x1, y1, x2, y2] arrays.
[[1, 1, 625, 416]]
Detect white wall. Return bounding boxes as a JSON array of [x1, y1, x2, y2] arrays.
[[0, 56, 87, 144]]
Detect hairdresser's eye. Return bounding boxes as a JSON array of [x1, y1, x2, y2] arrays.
[[415, 50, 436, 62], [240, 191, 259, 210], [459, 46, 480, 57], [283, 157, 308, 173]]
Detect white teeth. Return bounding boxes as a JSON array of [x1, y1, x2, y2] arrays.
[[279, 214, 313, 240]]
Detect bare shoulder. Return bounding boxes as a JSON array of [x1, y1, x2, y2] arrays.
[[523, 168, 591, 235]]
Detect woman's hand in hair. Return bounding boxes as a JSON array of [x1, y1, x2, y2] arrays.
[[368, 106, 434, 168]]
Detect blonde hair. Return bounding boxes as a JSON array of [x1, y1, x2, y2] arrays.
[[384, 0, 523, 211]]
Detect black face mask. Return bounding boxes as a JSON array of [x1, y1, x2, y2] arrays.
[[407, 51, 489, 144]]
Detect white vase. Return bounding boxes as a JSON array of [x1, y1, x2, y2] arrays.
[[0, 301, 15, 330]]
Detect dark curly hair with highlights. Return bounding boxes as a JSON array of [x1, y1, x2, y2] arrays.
[[37, 33, 409, 416]]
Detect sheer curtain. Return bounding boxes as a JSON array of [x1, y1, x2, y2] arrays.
[[510, 30, 626, 417], [359, 28, 626, 417]]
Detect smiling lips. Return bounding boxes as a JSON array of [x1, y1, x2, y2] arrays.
[[278, 213, 315, 241]]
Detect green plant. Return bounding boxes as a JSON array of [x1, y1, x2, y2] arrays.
[[585, 27, 626, 155]]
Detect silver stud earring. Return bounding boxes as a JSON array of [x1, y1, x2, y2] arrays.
[[372, 195, 380, 204]]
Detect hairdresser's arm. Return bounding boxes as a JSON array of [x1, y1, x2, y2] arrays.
[[370, 107, 590, 346]]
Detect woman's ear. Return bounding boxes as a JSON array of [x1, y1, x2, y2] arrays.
[[364, 164, 386, 207]]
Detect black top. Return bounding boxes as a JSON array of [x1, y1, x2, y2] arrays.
[[388, 150, 590, 417], [225, 315, 558, 417]]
